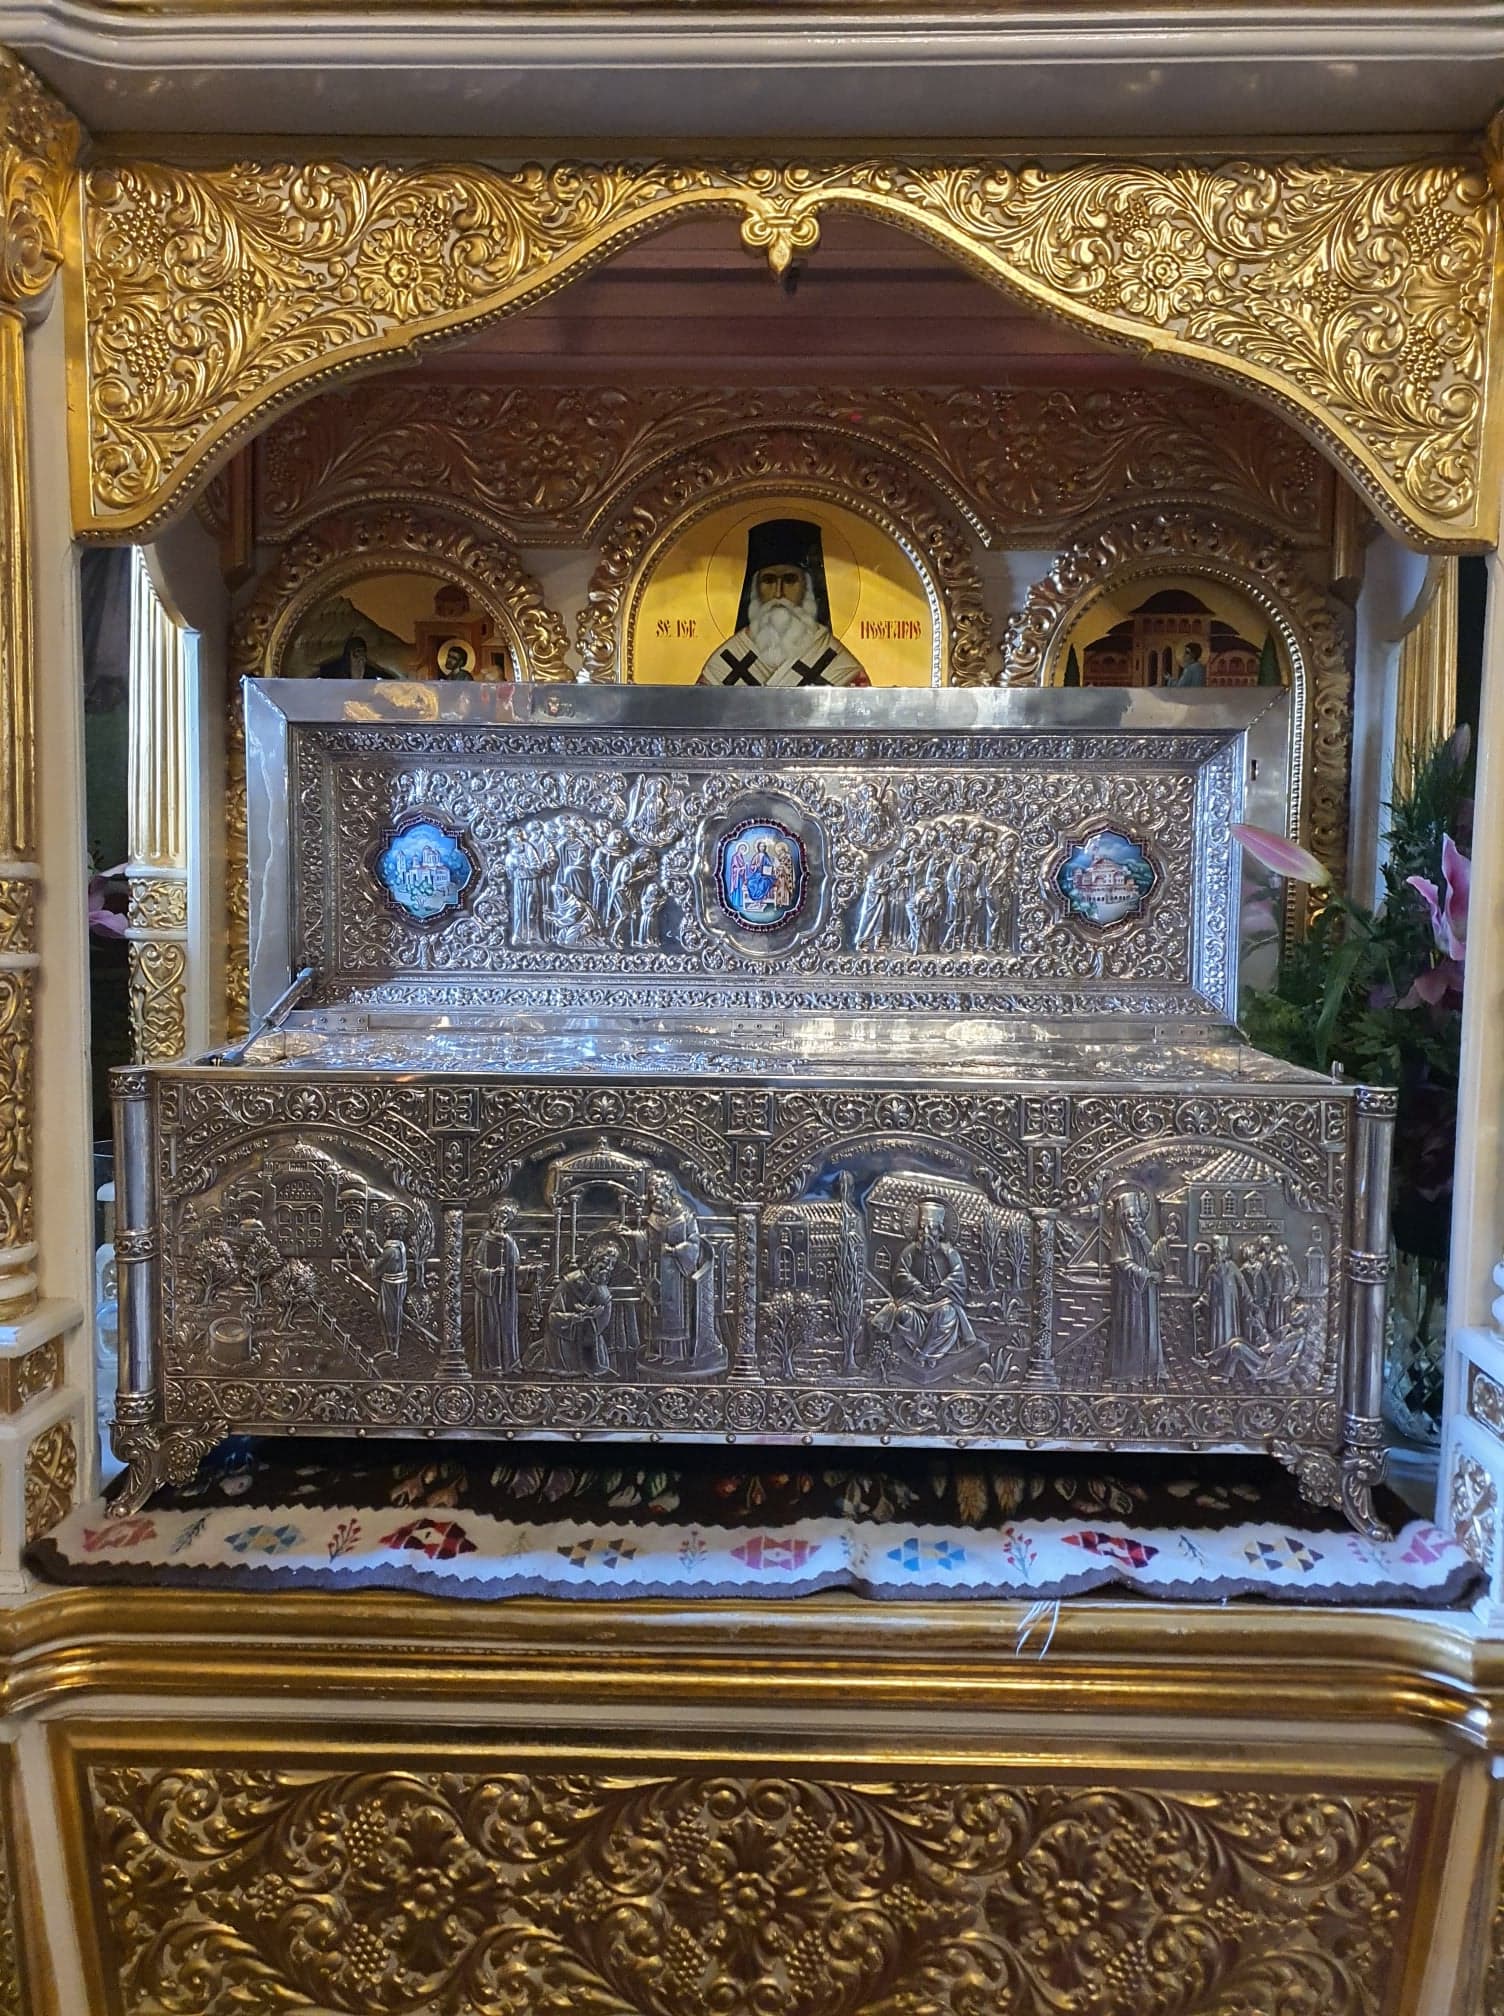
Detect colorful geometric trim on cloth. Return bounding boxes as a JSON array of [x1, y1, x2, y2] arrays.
[[27, 1443, 1478, 1608]]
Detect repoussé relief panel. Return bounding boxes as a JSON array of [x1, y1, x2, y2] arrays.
[[145, 1071, 1357, 1461]]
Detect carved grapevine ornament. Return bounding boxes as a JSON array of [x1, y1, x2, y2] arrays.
[[85, 1763, 1416, 2016], [75, 154, 1496, 544]]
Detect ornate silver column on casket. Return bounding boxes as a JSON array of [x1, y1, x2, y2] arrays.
[[111, 682, 1395, 1532]]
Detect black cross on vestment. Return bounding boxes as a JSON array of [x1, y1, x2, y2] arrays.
[[792, 648, 839, 686], [719, 647, 761, 686]]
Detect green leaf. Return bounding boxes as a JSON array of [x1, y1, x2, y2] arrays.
[[1314, 937, 1366, 1066]]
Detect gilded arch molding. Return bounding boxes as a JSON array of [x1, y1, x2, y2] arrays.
[[222, 506, 571, 1028], [575, 428, 997, 686], [1003, 509, 1352, 890], [226, 505, 572, 686], [70, 152, 1498, 550]]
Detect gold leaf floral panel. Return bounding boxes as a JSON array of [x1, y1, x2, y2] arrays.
[[72, 1747, 1430, 2016]]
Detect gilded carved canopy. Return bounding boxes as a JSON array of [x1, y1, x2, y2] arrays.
[[65, 148, 1501, 553], [0, 41, 1497, 545]]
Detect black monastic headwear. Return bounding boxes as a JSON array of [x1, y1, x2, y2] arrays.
[[734, 518, 833, 631]]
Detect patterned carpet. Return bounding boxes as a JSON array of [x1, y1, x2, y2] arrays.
[[27, 1439, 1477, 1606]]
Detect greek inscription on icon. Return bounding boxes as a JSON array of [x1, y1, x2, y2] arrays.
[[375, 818, 477, 924], [1055, 828, 1157, 927]]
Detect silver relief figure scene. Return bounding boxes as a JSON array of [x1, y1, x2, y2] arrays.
[[113, 685, 1393, 1537], [261, 684, 1258, 1020]]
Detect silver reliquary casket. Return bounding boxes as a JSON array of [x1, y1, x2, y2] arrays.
[[112, 682, 1394, 1532]]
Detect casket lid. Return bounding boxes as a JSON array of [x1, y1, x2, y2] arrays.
[[244, 681, 1291, 1028]]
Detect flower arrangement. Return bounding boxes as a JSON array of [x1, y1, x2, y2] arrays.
[[88, 866, 128, 940], [1237, 729, 1473, 1429]]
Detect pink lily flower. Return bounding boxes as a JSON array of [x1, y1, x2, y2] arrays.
[[1407, 834, 1469, 963], [1230, 823, 1330, 887], [87, 872, 128, 940], [1399, 958, 1464, 1009]]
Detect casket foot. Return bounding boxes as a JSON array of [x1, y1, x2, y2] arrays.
[[1340, 1438, 1392, 1543], [1271, 1439, 1341, 1514], [1340, 1470, 1392, 1544], [109, 1417, 224, 1516], [1271, 1438, 1392, 1542]]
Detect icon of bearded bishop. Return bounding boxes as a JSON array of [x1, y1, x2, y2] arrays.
[[698, 518, 870, 690]]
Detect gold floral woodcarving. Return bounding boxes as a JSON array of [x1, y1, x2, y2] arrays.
[[0, 58, 78, 1322], [1452, 1446, 1499, 1574], [82, 1765, 1417, 2016], [224, 721, 251, 1035], [0, 51, 79, 313], [0, 1754, 17, 2016], [1487, 1823, 1504, 2016], [1003, 509, 1352, 890], [577, 429, 997, 685], [127, 932, 188, 1064], [23, 1419, 74, 1543], [72, 154, 1497, 547], [256, 379, 1334, 550], [0, 1336, 60, 1415]]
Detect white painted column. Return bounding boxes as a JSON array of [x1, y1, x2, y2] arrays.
[[1348, 534, 1429, 905], [10, 287, 90, 1552], [147, 508, 229, 1051], [123, 552, 192, 1062]]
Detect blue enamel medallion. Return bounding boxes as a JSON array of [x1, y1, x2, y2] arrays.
[[376, 819, 476, 923], [1056, 828, 1156, 926]]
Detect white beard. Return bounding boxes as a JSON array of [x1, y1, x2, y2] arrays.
[[745, 596, 826, 671]]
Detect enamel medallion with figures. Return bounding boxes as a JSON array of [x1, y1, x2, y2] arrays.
[[715, 819, 808, 932]]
